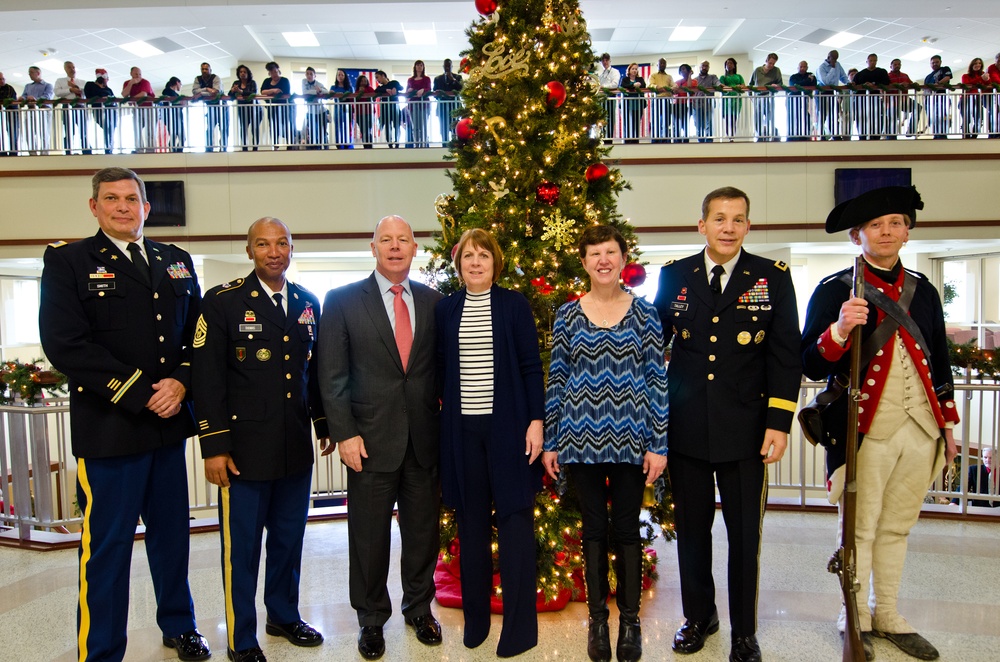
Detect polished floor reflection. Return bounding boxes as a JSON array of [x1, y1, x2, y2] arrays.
[[1, 510, 997, 661]]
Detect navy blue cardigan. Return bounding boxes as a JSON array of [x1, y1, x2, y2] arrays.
[[435, 286, 545, 517]]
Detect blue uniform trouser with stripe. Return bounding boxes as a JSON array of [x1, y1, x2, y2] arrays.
[[76, 442, 196, 662], [219, 467, 311, 652]]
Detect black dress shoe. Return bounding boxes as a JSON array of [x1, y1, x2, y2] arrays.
[[227, 647, 266, 662], [587, 618, 611, 662], [358, 625, 385, 660], [672, 611, 720, 653], [405, 613, 443, 645], [730, 634, 761, 662], [264, 619, 323, 647], [162, 630, 211, 661]]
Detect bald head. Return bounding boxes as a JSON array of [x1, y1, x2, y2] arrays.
[[371, 215, 417, 283], [248, 217, 291, 245]]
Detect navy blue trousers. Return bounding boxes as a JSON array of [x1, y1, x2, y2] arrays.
[[219, 467, 311, 651], [76, 442, 196, 661], [456, 414, 537, 656]]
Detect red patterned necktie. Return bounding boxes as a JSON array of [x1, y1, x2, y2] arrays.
[[390, 284, 412, 370]]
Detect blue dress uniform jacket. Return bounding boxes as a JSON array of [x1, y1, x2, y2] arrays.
[[193, 273, 328, 481], [801, 265, 957, 477], [39, 230, 200, 457], [654, 249, 802, 461], [194, 273, 327, 480]]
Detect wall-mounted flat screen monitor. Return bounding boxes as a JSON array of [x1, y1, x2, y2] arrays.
[[834, 168, 911, 207], [144, 180, 186, 227]]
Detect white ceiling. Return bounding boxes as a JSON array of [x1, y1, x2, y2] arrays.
[[1, 1, 999, 87]]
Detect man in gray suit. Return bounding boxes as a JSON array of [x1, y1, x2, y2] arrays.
[[318, 215, 443, 660]]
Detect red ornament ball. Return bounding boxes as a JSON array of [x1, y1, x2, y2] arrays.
[[448, 538, 461, 556], [459, 57, 470, 74], [475, 0, 498, 15], [530, 277, 548, 289], [545, 81, 567, 108], [622, 262, 647, 288], [456, 117, 476, 141], [450, 243, 460, 260], [585, 162, 609, 182], [535, 181, 560, 205], [550, 22, 563, 33]]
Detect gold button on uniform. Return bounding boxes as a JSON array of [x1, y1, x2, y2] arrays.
[[710, 335, 717, 343], [158, 336, 164, 342], [709, 354, 716, 361], [156, 314, 162, 321], [232, 415, 237, 420], [286, 392, 291, 399], [284, 355, 290, 360], [159, 357, 166, 363], [712, 316, 719, 323], [283, 335, 290, 342], [153, 292, 159, 299], [286, 373, 292, 380], [708, 374, 715, 380]]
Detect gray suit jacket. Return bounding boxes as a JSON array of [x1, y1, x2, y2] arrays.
[[318, 272, 442, 472]]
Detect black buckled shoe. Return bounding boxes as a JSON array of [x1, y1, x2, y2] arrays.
[[730, 634, 761, 662], [264, 619, 323, 647], [227, 647, 266, 662], [672, 611, 720, 654], [358, 625, 385, 660], [405, 614, 443, 646], [162, 630, 211, 661], [872, 630, 939, 660]]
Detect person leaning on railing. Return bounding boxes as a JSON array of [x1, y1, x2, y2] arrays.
[[923, 54, 953, 139], [0, 71, 20, 156], [719, 58, 744, 142], [988, 53, 1000, 139], [330, 68, 354, 150], [260, 62, 292, 148], [352, 74, 378, 149], [301, 66, 329, 150], [84, 69, 117, 154], [374, 70, 403, 149], [160, 77, 187, 153], [647, 58, 674, 144], [619, 62, 646, 144], [229, 64, 260, 151], [961, 58, 990, 139], [748, 53, 782, 142], [406, 60, 432, 147]]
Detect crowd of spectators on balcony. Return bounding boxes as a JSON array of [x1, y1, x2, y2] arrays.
[[1, 51, 999, 155]]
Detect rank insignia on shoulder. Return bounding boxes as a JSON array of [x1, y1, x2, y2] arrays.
[[48, 240, 67, 249], [681, 329, 691, 340], [219, 278, 244, 292], [774, 260, 788, 271]]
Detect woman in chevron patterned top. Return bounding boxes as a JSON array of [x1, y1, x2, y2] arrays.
[[542, 225, 669, 662]]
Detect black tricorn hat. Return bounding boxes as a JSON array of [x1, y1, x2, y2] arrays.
[[825, 185, 923, 234]]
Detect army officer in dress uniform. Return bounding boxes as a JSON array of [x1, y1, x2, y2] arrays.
[[654, 186, 802, 662], [193, 217, 328, 662], [39, 167, 210, 662]]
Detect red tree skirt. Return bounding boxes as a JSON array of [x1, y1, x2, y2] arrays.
[[433, 549, 656, 614]]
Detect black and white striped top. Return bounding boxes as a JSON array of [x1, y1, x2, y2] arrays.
[[459, 289, 494, 415]]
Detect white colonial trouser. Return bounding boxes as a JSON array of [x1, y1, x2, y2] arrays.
[[837, 415, 944, 633]]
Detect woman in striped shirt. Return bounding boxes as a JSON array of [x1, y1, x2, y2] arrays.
[[436, 228, 545, 658]]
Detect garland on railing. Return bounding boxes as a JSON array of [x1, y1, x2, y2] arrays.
[[948, 338, 1000, 380], [0, 359, 67, 405]]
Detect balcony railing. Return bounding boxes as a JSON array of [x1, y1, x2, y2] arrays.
[[1, 86, 998, 155], [3, 377, 998, 545]]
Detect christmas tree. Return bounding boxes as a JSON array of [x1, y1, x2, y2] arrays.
[[424, 0, 644, 326], [426, 0, 676, 612]]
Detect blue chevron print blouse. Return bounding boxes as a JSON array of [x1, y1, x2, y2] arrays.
[[544, 297, 669, 463]]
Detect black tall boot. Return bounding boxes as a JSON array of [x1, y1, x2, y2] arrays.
[[583, 540, 611, 662], [615, 543, 643, 662]]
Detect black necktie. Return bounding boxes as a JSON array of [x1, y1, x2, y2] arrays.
[[273, 293, 286, 326], [710, 264, 725, 295], [126, 242, 150, 287]]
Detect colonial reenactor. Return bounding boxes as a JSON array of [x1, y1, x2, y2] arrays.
[[193, 217, 328, 662], [39, 167, 209, 662], [801, 186, 958, 661], [654, 186, 802, 662]]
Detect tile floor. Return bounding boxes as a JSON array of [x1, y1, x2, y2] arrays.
[[2, 510, 997, 661]]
